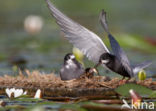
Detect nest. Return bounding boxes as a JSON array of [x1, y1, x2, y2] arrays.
[[0, 70, 117, 89], [0, 70, 155, 97]]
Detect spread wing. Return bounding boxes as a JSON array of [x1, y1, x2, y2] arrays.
[[99, 9, 133, 75], [45, 0, 109, 63], [132, 61, 152, 75]]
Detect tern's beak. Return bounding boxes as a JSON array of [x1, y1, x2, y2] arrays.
[[92, 67, 100, 76], [93, 63, 101, 76], [91, 68, 99, 76], [92, 68, 98, 74]]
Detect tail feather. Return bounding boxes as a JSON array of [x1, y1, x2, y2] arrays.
[[133, 61, 152, 75]]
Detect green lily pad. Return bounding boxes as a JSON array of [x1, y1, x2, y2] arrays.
[[150, 91, 156, 98], [115, 83, 153, 97], [60, 104, 87, 111], [14, 98, 43, 102]]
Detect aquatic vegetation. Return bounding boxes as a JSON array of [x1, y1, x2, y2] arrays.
[[138, 70, 146, 81], [0, 70, 155, 98], [129, 89, 142, 108], [34, 89, 42, 99], [5, 88, 27, 98], [115, 83, 153, 97], [0, 70, 154, 110]]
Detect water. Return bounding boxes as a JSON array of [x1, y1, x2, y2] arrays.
[[0, 29, 155, 78]]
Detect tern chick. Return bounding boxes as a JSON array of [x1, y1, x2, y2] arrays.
[[85, 67, 99, 78]]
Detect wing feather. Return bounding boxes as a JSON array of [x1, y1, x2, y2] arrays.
[[46, 0, 109, 63], [132, 61, 152, 75]]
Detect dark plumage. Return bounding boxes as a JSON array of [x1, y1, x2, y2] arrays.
[[97, 10, 152, 79], [99, 53, 131, 78]]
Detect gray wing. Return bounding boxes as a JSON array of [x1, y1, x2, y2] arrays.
[[132, 61, 152, 75], [46, 0, 109, 63], [99, 9, 132, 74]]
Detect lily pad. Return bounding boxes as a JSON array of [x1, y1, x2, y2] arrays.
[[60, 104, 87, 111], [14, 98, 43, 102], [150, 91, 156, 98], [115, 83, 153, 97]]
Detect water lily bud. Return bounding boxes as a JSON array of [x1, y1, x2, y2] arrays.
[[34, 89, 42, 99], [129, 89, 142, 108], [138, 70, 146, 81]]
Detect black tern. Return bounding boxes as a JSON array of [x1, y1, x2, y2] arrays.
[[60, 53, 85, 81], [96, 10, 152, 79], [46, 0, 152, 79]]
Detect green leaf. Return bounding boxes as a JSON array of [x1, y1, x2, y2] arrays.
[[60, 104, 87, 111], [115, 83, 153, 97], [150, 91, 156, 98], [14, 98, 43, 102]]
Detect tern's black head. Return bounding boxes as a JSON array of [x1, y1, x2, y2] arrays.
[[64, 53, 75, 61], [99, 53, 114, 65]]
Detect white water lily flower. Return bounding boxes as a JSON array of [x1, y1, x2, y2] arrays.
[[23, 91, 27, 95], [5, 88, 27, 98], [5, 88, 13, 98], [34, 89, 42, 99], [14, 89, 23, 98]]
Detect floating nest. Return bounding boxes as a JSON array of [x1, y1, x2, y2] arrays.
[[0, 70, 155, 98]]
